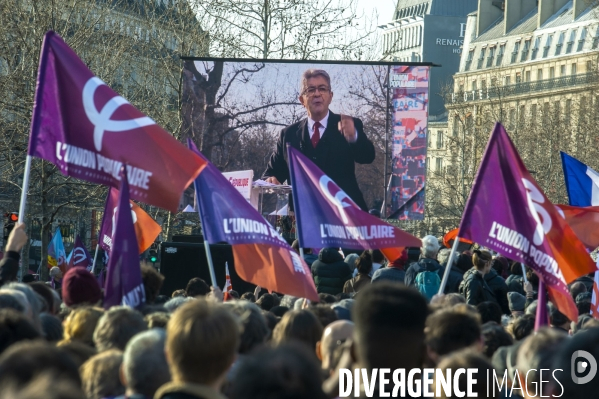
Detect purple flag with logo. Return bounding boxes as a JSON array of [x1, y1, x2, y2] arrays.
[[27, 31, 206, 212], [188, 139, 318, 301], [459, 123, 597, 322], [66, 235, 93, 271], [103, 167, 145, 309], [287, 146, 421, 250]]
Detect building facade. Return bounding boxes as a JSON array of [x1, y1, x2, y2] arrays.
[[436, 0, 599, 231]]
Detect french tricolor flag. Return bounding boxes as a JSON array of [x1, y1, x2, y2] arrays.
[[561, 152, 599, 320], [561, 151, 599, 206]]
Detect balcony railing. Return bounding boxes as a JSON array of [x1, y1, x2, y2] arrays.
[[450, 72, 599, 104]]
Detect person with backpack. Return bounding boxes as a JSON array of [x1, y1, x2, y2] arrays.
[[459, 250, 498, 306], [404, 235, 444, 301]]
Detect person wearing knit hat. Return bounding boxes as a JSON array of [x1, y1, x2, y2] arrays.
[[62, 267, 102, 308], [508, 291, 526, 316]]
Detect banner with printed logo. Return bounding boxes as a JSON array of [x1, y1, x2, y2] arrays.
[[459, 123, 597, 322], [47, 228, 67, 272], [387, 66, 429, 220], [222, 170, 254, 201], [27, 31, 206, 212], [287, 145, 421, 250], [188, 139, 318, 301], [66, 235, 93, 271]]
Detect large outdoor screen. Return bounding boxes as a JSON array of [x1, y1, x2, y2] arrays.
[[181, 59, 429, 220]]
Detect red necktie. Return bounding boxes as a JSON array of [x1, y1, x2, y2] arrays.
[[312, 121, 322, 148]]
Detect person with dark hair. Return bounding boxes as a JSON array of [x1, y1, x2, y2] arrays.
[[371, 248, 408, 284], [156, 299, 240, 399], [311, 248, 352, 295], [552, 327, 599, 397], [481, 322, 513, 358], [343, 251, 372, 295], [569, 281, 587, 301], [437, 248, 465, 294], [491, 256, 510, 279], [185, 277, 210, 298], [459, 250, 498, 307], [224, 301, 269, 355], [476, 301, 502, 324], [0, 340, 81, 389], [425, 306, 482, 365], [352, 282, 429, 397], [0, 308, 40, 354], [272, 310, 323, 354], [318, 293, 336, 304], [29, 282, 56, 315], [0, 293, 25, 313], [21, 274, 35, 283], [145, 312, 170, 329], [40, 313, 63, 342], [256, 293, 276, 311], [141, 264, 165, 304], [269, 305, 289, 317], [230, 343, 328, 399], [291, 240, 318, 266], [240, 292, 255, 302], [548, 302, 571, 333], [93, 306, 147, 352], [508, 314, 535, 341], [171, 289, 186, 298], [263, 68, 375, 211], [484, 260, 510, 314], [308, 304, 338, 329]]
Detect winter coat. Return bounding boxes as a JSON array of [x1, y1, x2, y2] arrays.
[[0, 251, 20, 287], [311, 248, 352, 295], [459, 268, 498, 306], [404, 258, 444, 288], [343, 273, 371, 295], [303, 253, 318, 267], [505, 274, 525, 295], [441, 264, 465, 294], [484, 269, 510, 314]]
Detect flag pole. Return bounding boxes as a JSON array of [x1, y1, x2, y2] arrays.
[[521, 264, 529, 284], [192, 185, 217, 288], [91, 243, 100, 274], [438, 235, 460, 295], [17, 156, 32, 224], [535, 280, 548, 331]]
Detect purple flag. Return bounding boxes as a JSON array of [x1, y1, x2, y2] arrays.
[[459, 123, 596, 322], [103, 167, 145, 309], [66, 235, 93, 271], [27, 31, 206, 212], [188, 139, 318, 301], [287, 145, 421, 250]]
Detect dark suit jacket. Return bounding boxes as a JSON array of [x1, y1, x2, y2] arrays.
[[262, 111, 375, 210]]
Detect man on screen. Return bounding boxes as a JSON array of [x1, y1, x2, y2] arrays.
[[263, 69, 375, 211]]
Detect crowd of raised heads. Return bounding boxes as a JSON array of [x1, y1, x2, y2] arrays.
[[1, 225, 599, 399]]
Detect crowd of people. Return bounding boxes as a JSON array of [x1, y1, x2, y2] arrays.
[[1, 223, 599, 399]]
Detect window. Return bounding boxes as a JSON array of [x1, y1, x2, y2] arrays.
[[512, 41, 521, 63], [436, 131, 444, 149], [560, 65, 566, 76], [531, 104, 537, 123], [550, 67, 555, 78], [519, 105, 526, 127], [572, 63, 577, 75], [593, 26, 599, 49], [525, 71, 531, 82], [459, 83, 464, 92], [537, 69, 543, 80], [465, 50, 474, 70], [436, 158, 443, 174], [496, 44, 505, 66], [587, 60, 593, 72], [521, 39, 531, 61], [531, 36, 541, 60], [491, 77, 497, 88], [486, 47, 496, 67], [477, 48, 486, 69], [543, 35, 553, 57], [555, 32, 565, 55], [453, 116, 460, 136], [578, 27, 587, 51], [543, 102, 550, 122], [504, 75, 511, 86], [509, 108, 516, 129], [516, 73, 522, 83], [472, 80, 477, 91], [567, 29, 577, 53]]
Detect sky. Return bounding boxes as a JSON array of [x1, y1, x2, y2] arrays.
[[356, 0, 397, 26]]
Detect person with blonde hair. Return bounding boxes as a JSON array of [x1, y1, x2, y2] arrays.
[[61, 306, 104, 348]]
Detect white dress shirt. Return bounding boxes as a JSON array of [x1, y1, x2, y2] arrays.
[[307, 111, 358, 142]]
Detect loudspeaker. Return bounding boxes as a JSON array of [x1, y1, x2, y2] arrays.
[[159, 242, 255, 297]]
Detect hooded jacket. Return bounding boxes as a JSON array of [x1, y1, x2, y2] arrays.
[[484, 269, 510, 314], [441, 263, 465, 294], [311, 248, 352, 295], [459, 268, 497, 306]]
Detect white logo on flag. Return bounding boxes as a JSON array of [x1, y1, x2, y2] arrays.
[[112, 204, 138, 238], [82, 77, 155, 151], [72, 247, 88, 265], [522, 178, 552, 246], [318, 176, 356, 224]]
